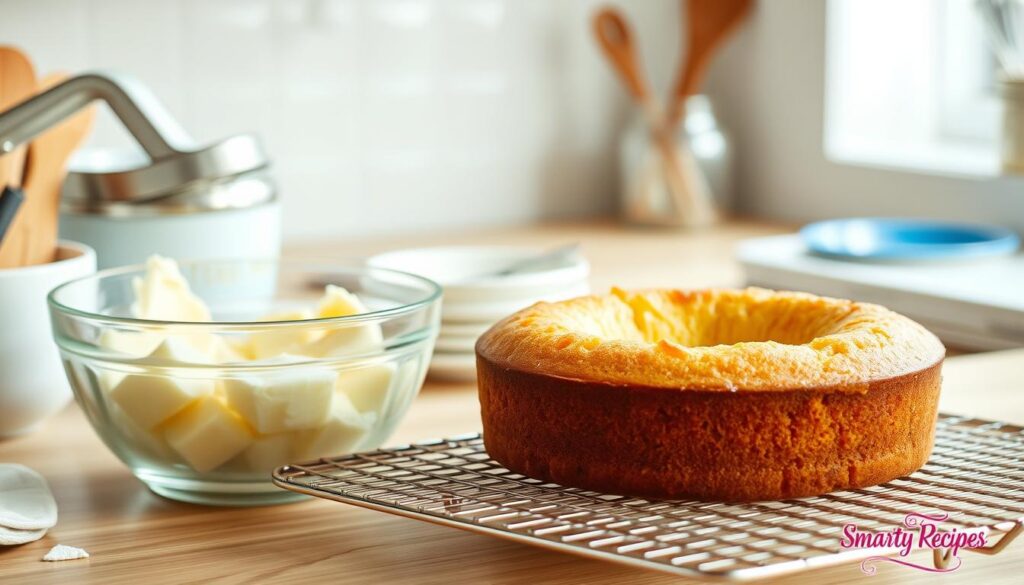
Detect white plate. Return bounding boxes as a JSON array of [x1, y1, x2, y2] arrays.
[[428, 351, 477, 382], [441, 283, 590, 322], [435, 334, 478, 353], [437, 328, 482, 342], [439, 321, 494, 337], [367, 246, 590, 303]]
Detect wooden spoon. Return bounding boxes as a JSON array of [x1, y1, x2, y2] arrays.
[[665, 0, 753, 128], [0, 47, 37, 267], [17, 73, 96, 266], [593, 8, 715, 227]]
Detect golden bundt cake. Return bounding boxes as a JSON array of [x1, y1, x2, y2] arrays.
[[476, 287, 944, 502]]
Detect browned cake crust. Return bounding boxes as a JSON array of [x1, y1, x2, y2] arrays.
[[475, 288, 945, 501], [478, 359, 941, 501]]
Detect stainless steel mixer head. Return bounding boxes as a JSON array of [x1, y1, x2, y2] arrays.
[[0, 72, 269, 207]]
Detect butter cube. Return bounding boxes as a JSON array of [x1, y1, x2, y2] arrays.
[[298, 285, 383, 357], [223, 359, 335, 433], [292, 394, 376, 460], [316, 285, 367, 318], [241, 309, 323, 360], [95, 330, 152, 392], [99, 327, 235, 364], [98, 329, 163, 357], [336, 364, 395, 415], [110, 405, 179, 462], [98, 331, 228, 392], [93, 366, 126, 395], [147, 336, 216, 365], [162, 396, 254, 472], [110, 375, 210, 429], [132, 255, 211, 322], [239, 433, 293, 472], [181, 333, 238, 362], [212, 336, 249, 363], [108, 339, 216, 429], [301, 324, 383, 358]]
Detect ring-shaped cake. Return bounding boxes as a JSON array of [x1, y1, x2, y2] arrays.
[[476, 288, 945, 501]]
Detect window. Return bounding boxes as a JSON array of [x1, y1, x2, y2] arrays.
[[825, 0, 1001, 177]]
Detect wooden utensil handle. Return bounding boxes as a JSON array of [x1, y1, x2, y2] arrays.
[[0, 46, 37, 268], [592, 9, 648, 102], [591, 7, 715, 227], [665, 0, 753, 128]]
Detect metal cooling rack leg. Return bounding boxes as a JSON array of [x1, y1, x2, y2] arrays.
[[933, 522, 1024, 570]]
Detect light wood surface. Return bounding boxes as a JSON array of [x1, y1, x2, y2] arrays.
[[1, 220, 1022, 584]]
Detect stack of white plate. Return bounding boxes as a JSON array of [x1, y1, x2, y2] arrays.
[[367, 246, 590, 381]]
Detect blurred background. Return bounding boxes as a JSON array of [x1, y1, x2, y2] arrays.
[[3, 0, 1020, 241], [4, 4, 1024, 570], [2, 0, 1023, 370]]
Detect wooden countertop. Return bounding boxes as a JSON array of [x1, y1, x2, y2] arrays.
[[1, 220, 1022, 584]]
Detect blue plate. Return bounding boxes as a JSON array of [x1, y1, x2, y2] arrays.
[[800, 218, 1020, 261]]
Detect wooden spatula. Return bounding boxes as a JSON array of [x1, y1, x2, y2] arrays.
[[665, 0, 753, 128], [0, 46, 37, 268], [17, 73, 96, 266]]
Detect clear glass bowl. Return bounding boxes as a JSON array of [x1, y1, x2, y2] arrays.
[[48, 259, 441, 506]]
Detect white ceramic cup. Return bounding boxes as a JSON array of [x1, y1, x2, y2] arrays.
[[0, 241, 96, 437]]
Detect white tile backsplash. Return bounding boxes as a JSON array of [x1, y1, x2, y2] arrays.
[[1, 0, 678, 240]]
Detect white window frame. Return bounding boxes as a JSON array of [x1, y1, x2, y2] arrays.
[[936, 0, 1000, 143], [825, 0, 1001, 178]]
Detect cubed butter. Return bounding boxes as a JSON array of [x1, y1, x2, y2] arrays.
[[211, 335, 249, 363], [97, 332, 225, 392], [303, 286, 383, 356], [238, 433, 293, 472], [316, 285, 368, 318], [224, 358, 335, 433], [301, 324, 383, 358], [98, 329, 163, 357], [162, 396, 254, 472], [292, 394, 376, 460], [99, 326, 235, 365], [180, 333, 240, 362], [240, 309, 323, 360], [147, 336, 216, 365], [164, 332, 244, 364], [93, 365, 126, 394], [336, 363, 395, 414], [132, 255, 211, 322], [95, 330, 150, 392], [110, 404, 179, 462], [108, 338, 216, 429], [110, 374, 210, 429]]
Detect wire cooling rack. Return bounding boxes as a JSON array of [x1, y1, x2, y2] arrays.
[[273, 414, 1024, 581]]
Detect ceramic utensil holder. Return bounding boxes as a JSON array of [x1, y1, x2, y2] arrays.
[[619, 95, 732, 227], [0, 240, 95, 437]]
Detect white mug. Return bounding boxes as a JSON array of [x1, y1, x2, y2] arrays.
[[0, 241, 96, 437]]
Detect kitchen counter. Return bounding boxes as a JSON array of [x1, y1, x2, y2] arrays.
[[1, 220, 1021, 584]]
